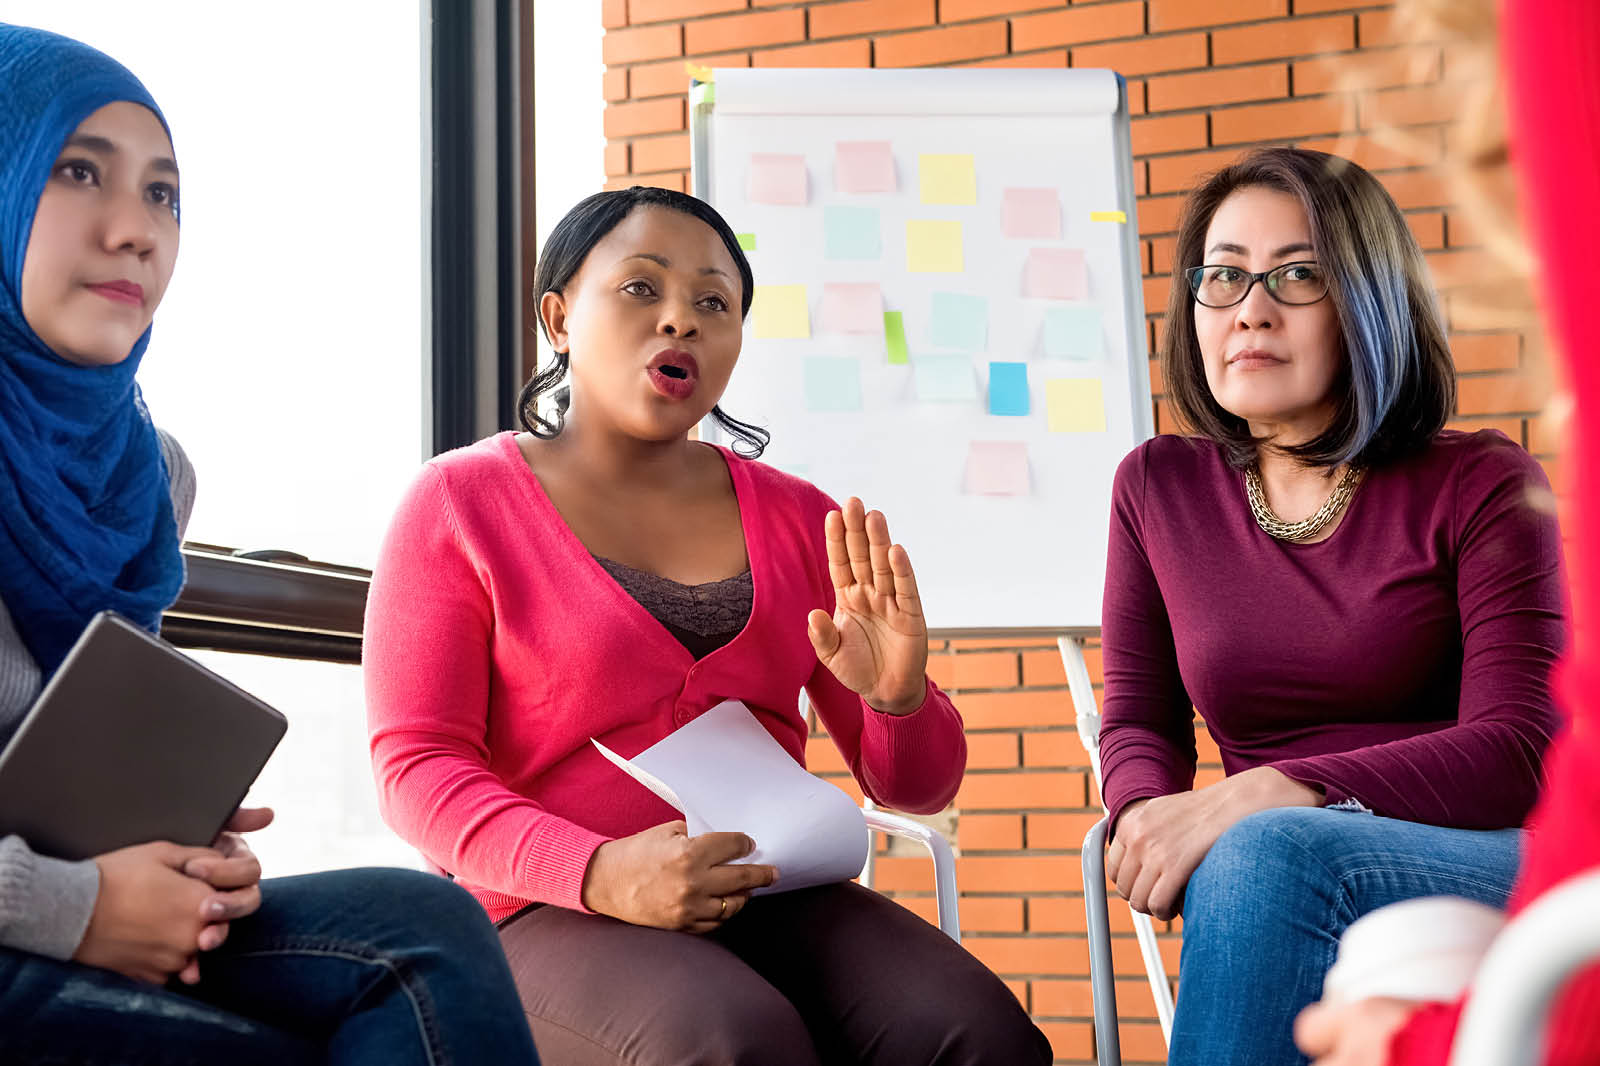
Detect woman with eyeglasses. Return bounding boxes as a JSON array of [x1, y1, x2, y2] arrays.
[[1097, 146, 1565, 1065]]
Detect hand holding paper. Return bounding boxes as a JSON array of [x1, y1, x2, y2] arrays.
[[579, 818, 777, 933], [807, 497, 929, 716]]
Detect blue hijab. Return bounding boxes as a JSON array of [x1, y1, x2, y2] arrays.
[[0, 24, 184, 676]]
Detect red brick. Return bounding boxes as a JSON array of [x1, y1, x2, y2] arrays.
[[685, 8, 804, 53], [1148, 147, 1248, 195], [1031, 895, 1144, 935], [1358, 9, 1403, 47], [1427, 248, 1502, 291], [630, 133, 691, 173], [1112, 932, 1181, 977], [966, 933, 1085, 975], [604, 97, 686, 140], [959, 812, 1024, 850], [1119, 1021, 1170, 1062], [961, 48, 1068, 68], [1149, 0, 1286, 32], [630, 52, 747, 99], [1194, 725, 1222, 765], [1295, 0, 1387, 10], [1039, 1021, 1095, 1062], [1022, 731, 1092, 770], [805, 734, 848, 773], [953, 651, 1020, 688], [1142, 276, 1170, 316], [1148, 63, 1289, 113], [1297, 130, 1444, 172], [957, 771, 1083, 810], [603, 0, 628, 30], [1294, 45, 1443, 96], [605, 170, 688, 192], [602, 23, 683, 66], [876, 19, 1008, 66], [753, 37, 871, 67], [1211, 13, 1354, 65], [811, 0, 935, 39], [1027, 810, 1104, 849], [1010, 1, 1144, 51], [957, 689, 1073, 728], [967, 731, 1022, 769], [1378, 169, 1450, 210], [1528, 410, 1564, 455], [1359, 83, 1460, 129], [1021, 644, 1102, 686], [1071, 32, 1208, 77], [866, 855, 938, 892], [1136, 193, 1187, 236], [1457, 372, 1548, 417], [1451, 333, 1521, 373], [603, 67, 629, 103], [1211, 95, 1349, 144], [1446, 417, 1523, 442], [959, 896, 1027, 932], [628, 0, 745, 23], [949, 636, 1058, 649], [1445, 209, 1486, 249], [604, 141, 630, 177], [925, 653, 956, 689], [941, 0, 1060, 20], [1033, 976, 1157, 1017], [1129, 112, 1209, 156]]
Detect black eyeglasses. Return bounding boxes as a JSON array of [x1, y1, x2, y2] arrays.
[[1185, 261, 1330, 308]]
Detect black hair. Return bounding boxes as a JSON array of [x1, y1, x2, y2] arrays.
[[519, 185, 770, 457]]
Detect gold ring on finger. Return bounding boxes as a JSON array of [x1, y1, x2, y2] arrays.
[[718, 896, 728, 920]]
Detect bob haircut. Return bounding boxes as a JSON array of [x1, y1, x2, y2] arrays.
[[519, 185, 770, 457], [1162, 147, 1456, 470]]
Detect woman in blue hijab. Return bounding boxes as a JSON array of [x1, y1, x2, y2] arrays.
[[0, 23, 541, 1065]]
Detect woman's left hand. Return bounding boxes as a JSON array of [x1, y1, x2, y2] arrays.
[[808, 498, 928, 716], [175, 806, 274, 982], [1294, 996, 1418, 1066]]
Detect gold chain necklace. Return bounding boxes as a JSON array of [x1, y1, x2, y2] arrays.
[[1244, 464, 1365, 542]]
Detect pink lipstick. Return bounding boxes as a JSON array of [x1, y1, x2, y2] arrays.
[[86, 280, 144, 307], [647, 349, 700, 400]]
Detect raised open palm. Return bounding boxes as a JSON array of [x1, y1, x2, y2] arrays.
[[807, 497, 929, 715]]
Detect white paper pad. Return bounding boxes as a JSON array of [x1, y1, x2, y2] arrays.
[[593, 701, 869, 895]]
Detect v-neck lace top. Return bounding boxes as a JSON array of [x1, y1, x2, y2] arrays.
[[593, 557, 752, 660], [364, 432, 967, 920]]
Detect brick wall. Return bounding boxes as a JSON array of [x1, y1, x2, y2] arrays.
[[598, 2, 1544, 1063]]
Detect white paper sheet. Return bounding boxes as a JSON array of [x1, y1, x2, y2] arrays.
[[593, 701, 869, 895]]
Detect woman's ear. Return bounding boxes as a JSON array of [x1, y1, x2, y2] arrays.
[[539, 289, 570, 354]]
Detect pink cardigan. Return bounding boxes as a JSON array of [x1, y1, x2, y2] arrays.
[[364, 432, 967, 921]]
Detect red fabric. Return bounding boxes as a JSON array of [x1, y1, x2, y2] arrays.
[[363, 432, 967, 920], [1387, 1, 1600, 1062]]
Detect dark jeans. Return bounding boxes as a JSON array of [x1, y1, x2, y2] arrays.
[[1, 867, 540, 1066], [498, 881, 1051, 1066]]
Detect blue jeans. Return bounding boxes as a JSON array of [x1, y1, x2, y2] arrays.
[[1169, 807, 1522, 1066], [0, 867, 540, 1066]]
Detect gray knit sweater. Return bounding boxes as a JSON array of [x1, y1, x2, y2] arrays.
[[0, 431, 196, 960]]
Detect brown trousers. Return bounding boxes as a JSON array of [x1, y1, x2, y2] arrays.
[[498, 882, 1051, 1066]]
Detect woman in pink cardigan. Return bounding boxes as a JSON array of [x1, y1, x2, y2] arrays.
[[364, 186, 1050, 1065]]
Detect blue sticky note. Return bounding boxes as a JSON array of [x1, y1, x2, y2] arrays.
[[803, 356, 863, 413], [912, 355, 978, 403], [1043, 306, 1103, 359], [929, 292, 987, 352], [988, 362, 1030, 416], [824, 206, 882, 260]]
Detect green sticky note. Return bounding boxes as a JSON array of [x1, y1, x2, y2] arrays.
[[803, 357, 863, 413], [884, 311, 909, 365], [913, 355, 978, 403], [736, 232, 756, 251], [824, 206, 881, 259], [930, 292, 987, 352], [919, 153, 977, 205], [1042, 306, 1102, 359], [751, 284, 810, 339], [1046, 378, 1107, 433], [906, 219, 963, 273]]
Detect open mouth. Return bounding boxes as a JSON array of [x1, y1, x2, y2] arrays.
[[656, 364, 690, 380], [647, 349, 700, 400]]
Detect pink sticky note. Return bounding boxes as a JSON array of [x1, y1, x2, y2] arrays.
[[963, 441, 1031, 497], [819, 283, 885, 335], [748, 153, 808, 205], [835, 141, 896, 194], [1023, 248, 1088, 300], [1004, 188, 1061, 239]]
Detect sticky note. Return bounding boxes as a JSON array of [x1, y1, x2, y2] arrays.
[[1003, 188, 1061, 239], [751, 284, 810, 339], [685, 62, 714, 82], [820, 283, 884, 335], [1091, 210, 1127, 223], [963, 441, 1031, 496], [884, 311, 909, 365], [919, 154, 977, 205], [736, 232, 756, 251], [803, 357, 863, 413], [988, 362, 1030, 416], [1046, 378, 1106, 433], [929, 292, 987, 352], [1043, 306, 1102, 359], [825, 206, 882, 260], [748, 153, 807, 206], [1024, 247, 1088, 300], [913, 355, 978, 403], [836, 140, 896, 193], [906, 220, 964, 273]]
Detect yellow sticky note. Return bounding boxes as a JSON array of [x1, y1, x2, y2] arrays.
[[905, 220, 964, 273], [685, 62, 714, 82], [919, 154, 977, 205], [752, 284, 810, 339], [1090, 210, 1127, 223], [1046, 378, 1106, 433]]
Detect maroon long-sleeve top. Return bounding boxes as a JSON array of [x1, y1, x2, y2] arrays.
[[1098, 428, 1565, 834]]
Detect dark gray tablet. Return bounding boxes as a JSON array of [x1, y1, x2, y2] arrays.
[[0, 611, 287, 861]]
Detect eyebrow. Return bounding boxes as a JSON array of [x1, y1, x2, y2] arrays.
[[622, 252, 730, 280], [62, 133, 180, 177], [1205, 241, 1315, 258]]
